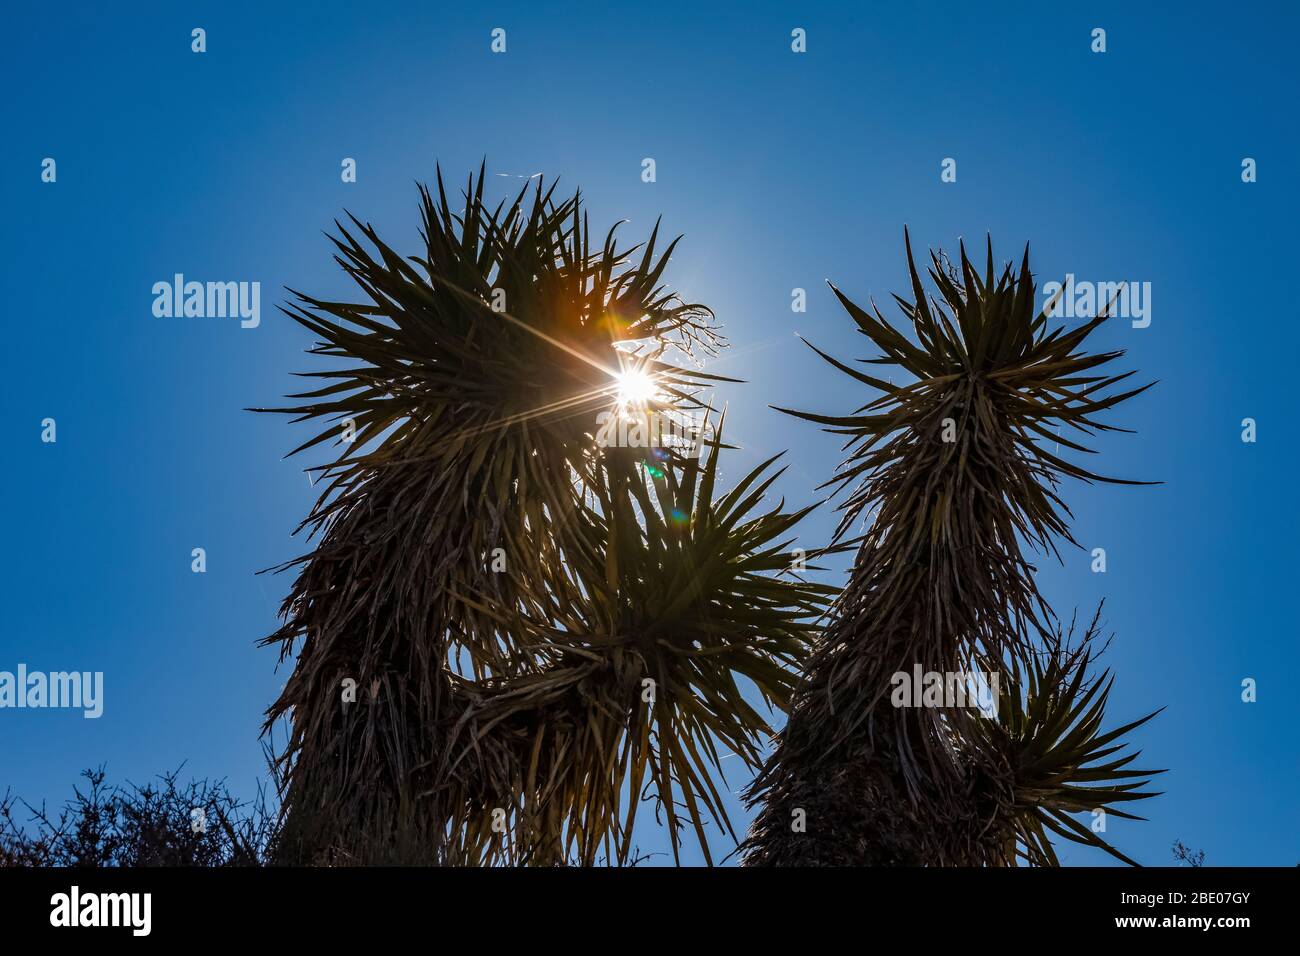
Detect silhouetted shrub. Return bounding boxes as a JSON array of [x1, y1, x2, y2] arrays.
[[0, 766, 276, 867]]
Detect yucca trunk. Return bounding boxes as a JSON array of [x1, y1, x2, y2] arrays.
[[266, 461, 501, 864]]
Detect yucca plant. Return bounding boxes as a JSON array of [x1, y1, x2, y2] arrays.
[[743, 234, 1163, 866], [441, 417, 836, 865], [978, 609, 1163, 867], [257, 166, 832, 864]]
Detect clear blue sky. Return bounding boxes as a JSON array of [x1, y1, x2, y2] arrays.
[[3, 0, 1296, 866]]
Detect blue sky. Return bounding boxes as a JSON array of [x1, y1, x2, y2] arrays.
[[2, 0, 1296, 866]]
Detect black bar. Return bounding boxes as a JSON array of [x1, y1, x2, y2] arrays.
[[0, 866, 1290, 941]]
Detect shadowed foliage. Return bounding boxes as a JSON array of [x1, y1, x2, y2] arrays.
[[743, 233, 1163, 866]]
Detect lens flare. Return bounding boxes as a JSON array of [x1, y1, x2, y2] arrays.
[[615, 368, 658, 406]]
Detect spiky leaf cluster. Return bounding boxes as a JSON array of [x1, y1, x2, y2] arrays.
[[978, 610, 1164, 866], [434, 421, 836, 865]]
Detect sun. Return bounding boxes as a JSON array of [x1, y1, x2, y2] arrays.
[[615, 367, 659, 406]]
